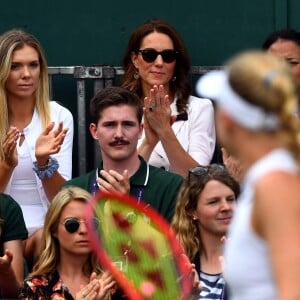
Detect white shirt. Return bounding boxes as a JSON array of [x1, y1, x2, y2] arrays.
[[138, 95, 216, 172], [5, 101, 74, 236]]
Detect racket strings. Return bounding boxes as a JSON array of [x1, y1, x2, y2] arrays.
[[88, 195, 192, 299]]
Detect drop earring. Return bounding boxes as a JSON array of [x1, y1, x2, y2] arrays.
[[134, 69, 140, 80], [172, 75, 177, 82]]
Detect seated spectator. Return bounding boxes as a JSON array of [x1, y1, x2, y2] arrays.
[[0, 29, 73, 269], [19, 186, 115, 299], [172, 164, 240, 299], [63, 86, 183, 223], [0, 193, 28, 298], [121, 19, 216, 176], [262, 28, 300, 107]]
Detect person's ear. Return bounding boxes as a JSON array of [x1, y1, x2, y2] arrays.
[[188, 210, 198, 221], [138, 123, 143, 139], [131, 51, 139, 68], [89, 123, 98, 140], [52, 229, 58, 238]]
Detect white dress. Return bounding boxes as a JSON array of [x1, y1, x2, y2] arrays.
[[224, 148, 298, 300], [138, 95, 216, 172]]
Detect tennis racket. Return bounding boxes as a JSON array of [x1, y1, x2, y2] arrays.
[[85, 190, 193, 300]]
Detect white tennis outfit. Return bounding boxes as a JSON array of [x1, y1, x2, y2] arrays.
[[224, 148, 298, 299]]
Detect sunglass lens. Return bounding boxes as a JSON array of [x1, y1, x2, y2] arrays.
[[190, 166, 208, 176], [141, 50, 157, 63], [211, 163, 226, 170], [140, 49, 177, 63], [65, 219, 80, 233], [162, 50, 177, 63]]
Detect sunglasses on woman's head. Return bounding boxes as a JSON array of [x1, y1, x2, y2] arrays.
[[188, 164, 226, 181], [62, 217, 100, 233], [136, 48, 178, 63]]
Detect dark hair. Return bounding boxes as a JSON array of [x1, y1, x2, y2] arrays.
[[121, 19, 191, 113], [262, 28, 300, 49], [90, 86, 143, 124]]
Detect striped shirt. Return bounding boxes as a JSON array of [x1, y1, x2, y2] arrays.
[[199, 271, 226, 299]]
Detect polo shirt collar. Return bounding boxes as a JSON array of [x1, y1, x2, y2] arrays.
[[96, 155, 149, 187]]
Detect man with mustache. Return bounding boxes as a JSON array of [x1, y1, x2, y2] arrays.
[[63, 86, 183, 223]]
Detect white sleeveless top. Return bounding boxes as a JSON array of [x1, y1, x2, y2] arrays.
[[224, 148, 298, 300]]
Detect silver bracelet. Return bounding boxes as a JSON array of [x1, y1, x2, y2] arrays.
[[32, 157, 59, 180]]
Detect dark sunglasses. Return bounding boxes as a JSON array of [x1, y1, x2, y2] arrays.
[[136, 48, 178, 63], [188, 164, 226, 181], [62, 217, 100, 233]]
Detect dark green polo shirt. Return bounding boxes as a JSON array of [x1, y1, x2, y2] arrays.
[[63, 156, 183, 222]]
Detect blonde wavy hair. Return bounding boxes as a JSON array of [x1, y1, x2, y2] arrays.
[[227, 50, 300, 163], [172, 165, 240, 262], [28, 186, 102, 278], [0, 29, 50, 161]]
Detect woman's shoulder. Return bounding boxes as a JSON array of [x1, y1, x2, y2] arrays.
[[185, 95, 215, 121], [256, 170, 300, 196], [49, 101, 73, 120], [50, 100, 72, 113], [187, 94, 213, 107]]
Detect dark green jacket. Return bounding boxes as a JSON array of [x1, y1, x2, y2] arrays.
[[63, 156, 183, 222]]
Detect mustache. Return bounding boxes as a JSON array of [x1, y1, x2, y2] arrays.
[[109, 139, 130, 146]]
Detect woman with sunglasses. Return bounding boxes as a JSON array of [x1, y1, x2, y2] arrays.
[[172, 164, 240, 299], [19, 186, 115, 300], [197, 51, 300, 299], [121, 19, 216, 177]]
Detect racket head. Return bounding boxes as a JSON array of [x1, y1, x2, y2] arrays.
[[86, 191, 192, 300]]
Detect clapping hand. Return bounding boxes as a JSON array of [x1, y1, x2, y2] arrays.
[[93, 271, 115, 300], [221, 147, 243, 182], [2, 127, 20, 169], [98, 169, 130, 195], [35, 122, 68, 164], [142, 105, 159, 147], [143, 85, 173, 136], [76, 271, 115, 300], [180, 253, 201, 299]]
